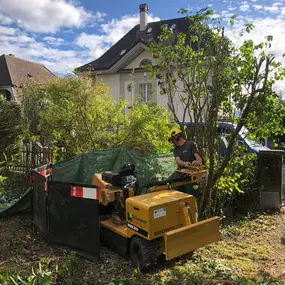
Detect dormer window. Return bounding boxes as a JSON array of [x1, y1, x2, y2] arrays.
[[140, 59, 152, 68], [120, 49, 126, 56], [146, 27, 152, 33]]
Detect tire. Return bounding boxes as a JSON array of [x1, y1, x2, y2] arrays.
[[129, 236, 157, 270]]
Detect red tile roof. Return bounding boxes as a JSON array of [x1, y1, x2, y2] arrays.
[[0, 54, 56, 87]]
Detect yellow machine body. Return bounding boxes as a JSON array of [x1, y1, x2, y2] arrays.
[[100, 188, 220, 261], [164, 216, 219, 260], [125, 190, 197, 240], [96, 166, 220, 263]]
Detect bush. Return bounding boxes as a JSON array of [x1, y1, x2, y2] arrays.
[[22, 76, 174, 160], [215, 149, 258, 218], [0, 97, 23, 161]]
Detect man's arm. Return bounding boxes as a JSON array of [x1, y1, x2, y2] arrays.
[[190, 142, 202, 166], [175, 156, 190, 168], [191, 152, 202, 166]]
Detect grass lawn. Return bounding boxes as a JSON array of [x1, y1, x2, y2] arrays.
[[0, 211, 285, 284]]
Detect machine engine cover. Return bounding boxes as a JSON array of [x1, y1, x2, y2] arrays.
[[125, 190, 197, 240], [101, 171, 121, 186]]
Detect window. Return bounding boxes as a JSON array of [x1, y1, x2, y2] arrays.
[[139, 59, 152, 68], [169, 24, 176, 30], [120, 49, 126, 55], [147, 27, 152, 33], [139, 83, 152, 102], [0, 90, 11, 101]]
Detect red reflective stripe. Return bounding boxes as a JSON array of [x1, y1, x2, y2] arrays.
[[70, 186, 75, 197], [70, 186, 83, 198], [39, 168, 52, 177], [77, 187, 83, 197], [96, 189, 100, 200], [70, 186, 99, 200]]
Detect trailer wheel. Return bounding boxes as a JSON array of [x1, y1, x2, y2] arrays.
[[130, 236, 157, 270]]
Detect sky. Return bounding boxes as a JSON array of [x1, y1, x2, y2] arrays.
[[0, 0, 285, 93]]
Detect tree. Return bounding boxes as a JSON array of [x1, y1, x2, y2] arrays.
[[38, 76, 127, 157], [117, 101, 173, 154], [147, 8, 285, 217], [0, 97, 23, 161], [22, 76, 173, 160]]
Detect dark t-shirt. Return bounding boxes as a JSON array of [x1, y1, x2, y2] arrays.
[[173, 141, 198, 165]]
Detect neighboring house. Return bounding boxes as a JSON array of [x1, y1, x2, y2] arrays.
[[76, 4, 192, 121], [0, 54, 56, 102]]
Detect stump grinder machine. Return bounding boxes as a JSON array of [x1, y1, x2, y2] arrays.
[[88, 164, 220, 270]]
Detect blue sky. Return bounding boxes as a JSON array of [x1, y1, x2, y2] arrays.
[[0, 0, 285, 92]]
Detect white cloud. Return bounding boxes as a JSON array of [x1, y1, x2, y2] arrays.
[[0, 31, 79, 74], [0, 34, 35, 44], [280, 7, 285, 16], [0, 26, 17, 35], [228, 7, 237, 11], [221, 10, 234, 18], [253, 5, 263, 10], [0, 14, 13, 25], [231, 17, 285, 57], [1, 38, 75, 59], [228, 16, 285, 95], [100, 14, 160, 45], [0, 0, 104, 33], [211, 13, 221, 18], [76, 33, 107, 58], [273, 2, 283, 7], [17, 35, 35, 43], [264, 6, 279, 13], [240, 4, 250, 12], [43, 36, 64, 45], [39, 58, 86, 75], [76, 14, 160, 59], [0, 12, 162, 75], [93, 11, 107, 22]]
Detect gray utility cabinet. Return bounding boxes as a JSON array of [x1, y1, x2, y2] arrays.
[[258, 150, 284, 210]]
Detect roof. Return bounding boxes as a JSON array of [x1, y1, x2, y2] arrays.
[[0, 54, 56, 87], [76, 17, 194, 72]]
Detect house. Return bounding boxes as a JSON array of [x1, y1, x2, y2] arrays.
[[0, 54, 56, 102], [76, 4, 192, 121]]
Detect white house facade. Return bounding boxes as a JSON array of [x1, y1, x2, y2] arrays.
[[77, 4, 192, 122]]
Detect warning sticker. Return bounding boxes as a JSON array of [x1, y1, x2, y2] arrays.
[[154, 208, 166, 219]]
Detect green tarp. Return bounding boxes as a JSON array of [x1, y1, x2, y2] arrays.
[[52, 147, 177, 186], [0, 187, 32, 218], [1, 148, 178, 218]]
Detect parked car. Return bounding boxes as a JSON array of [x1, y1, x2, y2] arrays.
[[184, 121, 270, 155]]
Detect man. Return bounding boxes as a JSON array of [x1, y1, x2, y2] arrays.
[[168, 128, 202, 168]]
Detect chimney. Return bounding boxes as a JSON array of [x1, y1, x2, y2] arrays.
[[139, 3, 148, 31]]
